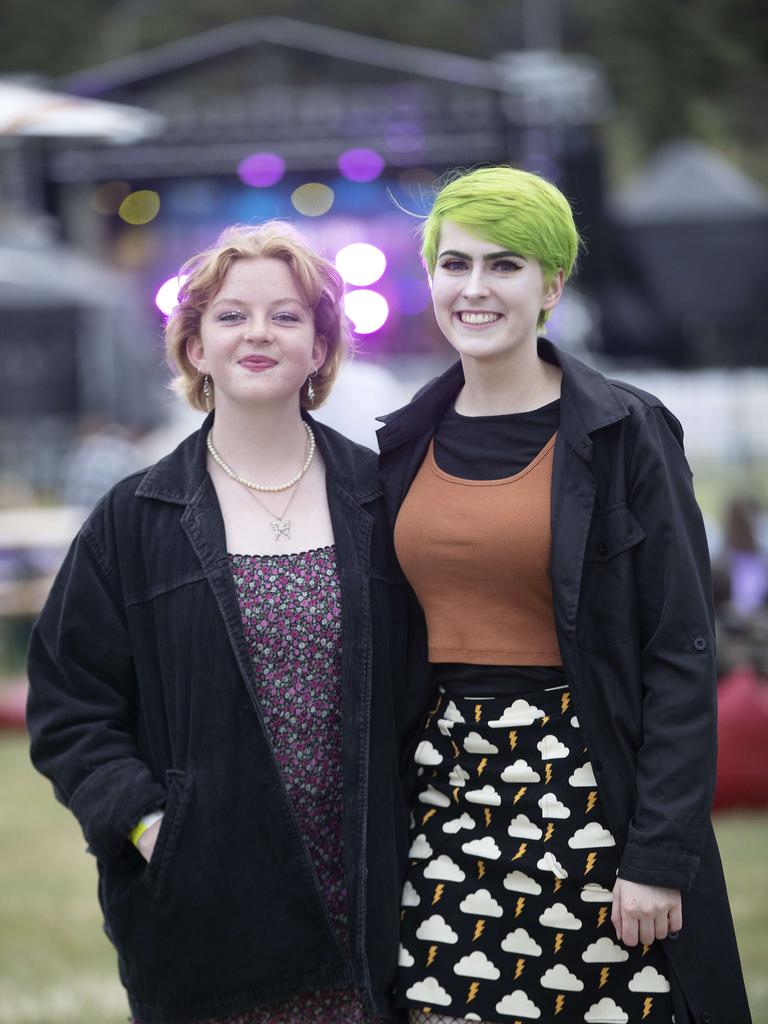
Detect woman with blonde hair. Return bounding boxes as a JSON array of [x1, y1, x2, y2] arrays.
[[27, 221, 407, 1024], [378, 167, 750, 1024]]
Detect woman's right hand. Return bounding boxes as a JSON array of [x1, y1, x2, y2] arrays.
[[136, 817, 163, 863]]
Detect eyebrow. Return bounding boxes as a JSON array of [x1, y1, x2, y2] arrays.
[[210, 295, 307, 309], [438, 249, 525, 261]]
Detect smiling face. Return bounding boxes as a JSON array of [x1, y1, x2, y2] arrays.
[[186, 257, 326, 414], [430, 221, 564, 366]]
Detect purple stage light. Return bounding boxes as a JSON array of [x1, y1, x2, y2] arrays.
[[155, 275, 188, 316], [337, 148, 385, 183], [335, 243, 387, 287], [236, 152, 286, 188], [396, 275, 432, 316], [345, 290, 389, 335]]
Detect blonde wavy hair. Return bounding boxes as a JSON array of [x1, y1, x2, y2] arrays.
[[165, 221, 351, 411]]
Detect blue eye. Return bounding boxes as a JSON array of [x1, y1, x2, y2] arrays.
[[218, 311, 244, 322], [273, 312, 300, 323], [440, 259, 467, 272], [493, 259, 520, 272]]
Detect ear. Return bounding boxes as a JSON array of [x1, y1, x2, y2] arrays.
[[186, 335, 206, 373], [311, 335, 328, 371], [542, 268, 565, 311]]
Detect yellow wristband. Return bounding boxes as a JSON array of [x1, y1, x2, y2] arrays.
[[129, 810, 164, 848]]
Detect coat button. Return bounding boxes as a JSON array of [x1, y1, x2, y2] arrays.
[[597, 541, 608, 555], [693, 636, 707, 652], [701, 1013, 712, 1023]]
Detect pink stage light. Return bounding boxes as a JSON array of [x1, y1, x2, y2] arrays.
[[155, 275, 188, 316], [337, 148, 385, 183], [236, 152, 286, 188], [345, 290, 389, 335], [335, 243, 387, 287]]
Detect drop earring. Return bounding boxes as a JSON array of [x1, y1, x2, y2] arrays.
[[202, 374, 212, 408], [305, 370, 317, 403]]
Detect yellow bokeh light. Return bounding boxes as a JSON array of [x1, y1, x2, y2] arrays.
[[290, 183, 334, 217], [118, 190, 161, 225], [90, 180, 131, 215]]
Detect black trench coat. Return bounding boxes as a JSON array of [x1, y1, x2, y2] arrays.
[[376, 339, 751, 1024]]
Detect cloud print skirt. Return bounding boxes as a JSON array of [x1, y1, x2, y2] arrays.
[[395, 672, 674, 1024]]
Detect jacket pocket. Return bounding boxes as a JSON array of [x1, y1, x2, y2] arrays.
[[141, 768, 192, 901], [577, 505, 646, 648]]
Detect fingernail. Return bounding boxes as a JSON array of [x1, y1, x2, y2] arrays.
[[667, 931, 680, 940]]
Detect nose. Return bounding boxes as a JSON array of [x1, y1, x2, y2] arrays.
[[462, 265, 490, 301], [243, 315, 275, 345]]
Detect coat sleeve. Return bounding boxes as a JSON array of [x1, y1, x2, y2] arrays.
[[617, 405, 718, 891], [26, 516, 166, 864]]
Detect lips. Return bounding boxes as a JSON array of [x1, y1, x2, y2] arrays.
[[239, 356, 277, 370]]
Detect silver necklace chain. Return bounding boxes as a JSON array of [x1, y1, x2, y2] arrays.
[[206, 422, 315, 493], [241, 477, 305, 541]]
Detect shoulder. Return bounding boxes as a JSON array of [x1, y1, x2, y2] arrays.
[[604, 377, 685, 448]]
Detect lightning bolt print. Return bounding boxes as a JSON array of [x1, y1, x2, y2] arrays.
[[513, 785, 527, 805], [432, 883, 445, 906], [426, 944, 438, 966], [467, 981, 480, 1003], [473, 919, 486, 941], [642, 996, 653, 1019], [512, 842, 527, 861], [597, 906, 608, 928], [509, 729, 518, 750], [599, 966, 609, 988], [561, 691, 570, 715], [544, 822, 555, 842], [451, 740, 460, 759], [541, 714, 550, 726], [477, 860, 486, 879], [421, 808, 437, 826], [514, 896, 525, 918], [477, 757, 488, 777], [545, 763, 553, 785], [554, 931, 564, 954], [642, 943, 652, 957], [585, 851, 597, 874], [514, 957, 525, 979], [585, 790, 598, 814], [554, 878, 563, 893], [484, 807, 492, 827], [475, 703, 483, 723], [453, 787, 460, 804], [555, 993, 565, 1015]]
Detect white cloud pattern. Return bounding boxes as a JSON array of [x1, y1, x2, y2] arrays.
[[488, 699, 545, 728], [628, 966, 671, 993], [414, 740, 443, 766], [408, 833, 433, 859], [536, 851, 568, 878], [495, 989, 541, 1018], [537, 735, 570, 760], [398, 944, 414, 967], [584, 997, 629, 1022], [569, 762, 596, 787], [508, 814, 543, 840], [538, 902, 582, 930], [500, 759, 541, 783], [540, 964, 584, 991], [453, 951, 501, 980], [580, 883, 613, 902], [465, 784, 502, 806], [401, 880, 420, 907], [462, 835, 502, 860], [405, 977, 452, 1006], [415, 915, 459, 945], [442, 812, 476, 834], [503, 870, 542, 895], [500, 928, 542, 956], [538, 793, 571, 818], [459, 888, 504, 917], [582, 938, 629, 963], [463, 732, 499, 755], [568, 822, 616, 849], [423, 854, 466, 882]]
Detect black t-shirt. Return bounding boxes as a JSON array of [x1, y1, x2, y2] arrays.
[[433, 399, 561, 480]]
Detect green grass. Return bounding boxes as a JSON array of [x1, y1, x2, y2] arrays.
[[0, 732, 766, 1023]]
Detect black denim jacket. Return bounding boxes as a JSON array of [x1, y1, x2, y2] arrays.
[[27, 413, 410, 1024]]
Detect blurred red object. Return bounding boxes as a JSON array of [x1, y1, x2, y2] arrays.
[[0, 679, 27, 731], [714, 665, 768, 810]]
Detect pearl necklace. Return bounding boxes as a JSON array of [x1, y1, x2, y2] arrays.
[[206, 422, 316, 492]]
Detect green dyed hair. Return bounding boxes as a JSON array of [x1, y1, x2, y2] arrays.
[[421, 166, 582, 326]]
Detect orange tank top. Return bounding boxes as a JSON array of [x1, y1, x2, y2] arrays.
[[394, 435, 562, 666]]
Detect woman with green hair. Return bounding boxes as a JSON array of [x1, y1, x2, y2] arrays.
[[377, 166, 750, 1024]]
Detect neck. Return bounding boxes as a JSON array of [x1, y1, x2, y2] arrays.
[[208, 397, 309, 483], [455, 339, 562, 416]]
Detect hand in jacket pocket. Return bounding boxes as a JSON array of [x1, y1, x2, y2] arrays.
[[136, 817, 163, 863]]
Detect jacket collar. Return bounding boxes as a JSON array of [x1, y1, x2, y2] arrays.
[[376, 338, 629, 462], [135, 411, 381, 505]]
